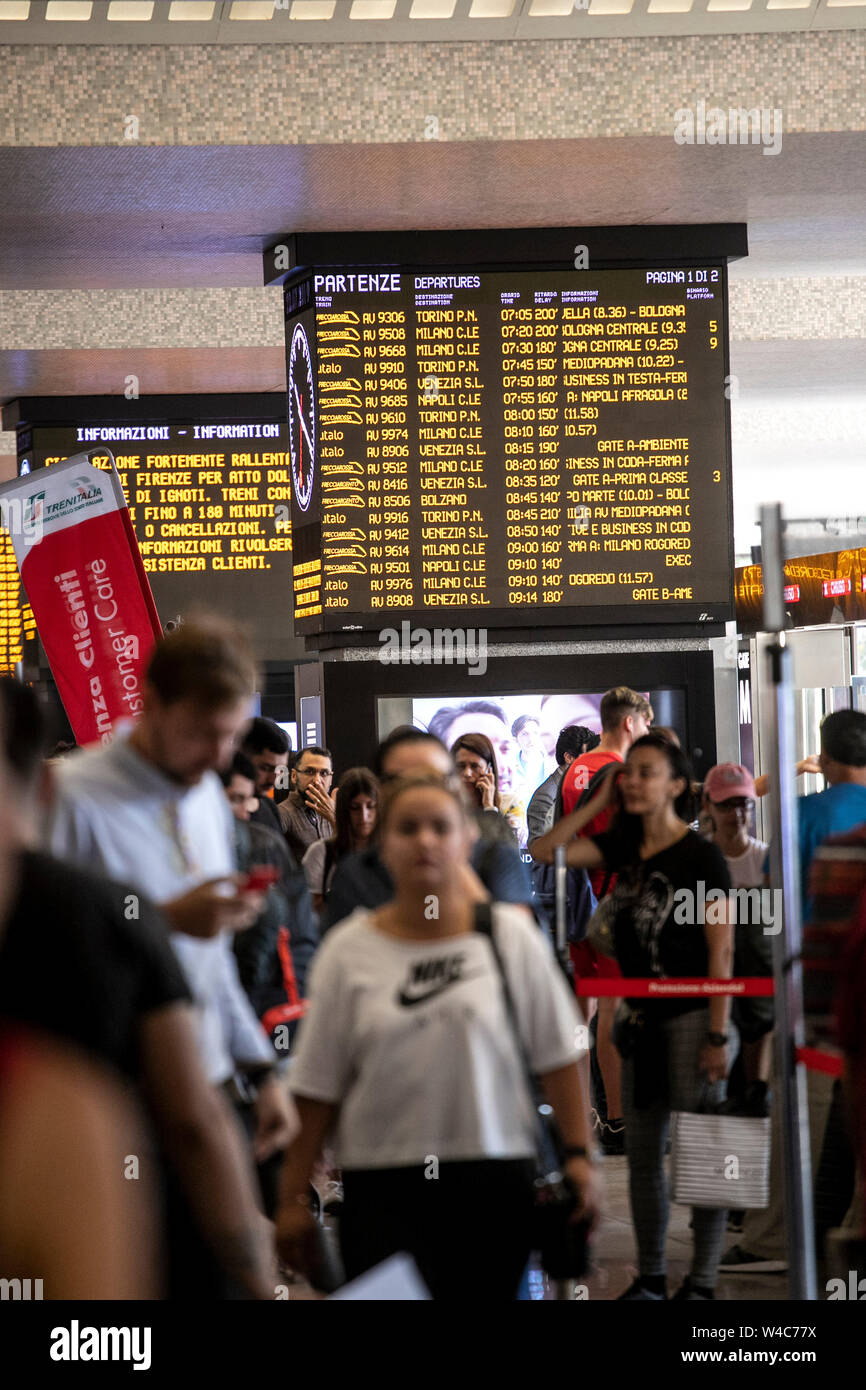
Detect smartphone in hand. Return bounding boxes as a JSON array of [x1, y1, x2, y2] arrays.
[[242, 865, 280, 894]]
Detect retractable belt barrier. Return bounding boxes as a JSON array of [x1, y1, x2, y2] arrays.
[[573, 977, 774, 998], [573, 976, 843, 1076]]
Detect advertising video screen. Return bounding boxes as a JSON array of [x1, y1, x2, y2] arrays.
[[406, 688, 686, 846], [287, 264, 734, 633]]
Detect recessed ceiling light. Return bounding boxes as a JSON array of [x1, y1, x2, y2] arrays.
[[107, 1, 155, 18], [410, 0, 457, 15], [46, 1, 93, 18], [351, 0, 397, 16], [648, 0, 692, 9], [826, 0, 866, 7], [469, 0, 515, 15], [528, 0, 574, 15], [766, 0, 810, 7], [229, 1, 275, 16], [588, 0, 634, 12], [0, 2, 30, 18], [290, 1, 336, 17], [706, 0, 752, 9], [168, 1, 216, 19]]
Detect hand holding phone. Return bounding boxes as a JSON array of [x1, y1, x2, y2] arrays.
[[243, 865, 280, 894]]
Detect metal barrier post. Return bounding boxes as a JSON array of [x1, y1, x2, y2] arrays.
[[553, 844, 572, 984], [760, 502, 817, 1300]]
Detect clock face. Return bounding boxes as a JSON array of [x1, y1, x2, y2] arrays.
[[288, 323, 315, 513]]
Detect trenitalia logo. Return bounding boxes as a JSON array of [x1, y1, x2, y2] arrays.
[[23, 491, 45, 527], [43, 477, 103, 518]]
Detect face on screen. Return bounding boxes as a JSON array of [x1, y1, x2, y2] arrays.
[[444, 712, 516, 794], [538, 695, 602, 757], [516, 720, 542, 753]]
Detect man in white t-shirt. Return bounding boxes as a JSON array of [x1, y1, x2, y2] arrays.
[[49, 619, 297, 1142]]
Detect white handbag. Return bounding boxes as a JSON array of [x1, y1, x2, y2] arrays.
[[669, 1110, 771, 1209]]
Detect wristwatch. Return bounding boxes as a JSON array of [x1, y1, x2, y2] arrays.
[[706, 1031, 729, 1047], [562, 1144, 598, 1164]]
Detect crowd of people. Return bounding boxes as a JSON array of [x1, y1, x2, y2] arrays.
[[0, 619, 863, 1301]]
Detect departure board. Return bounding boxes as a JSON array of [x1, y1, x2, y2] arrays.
[[287, 266, 733, 632], [20, 420, 292, 659], [0, 529, 36, 674]]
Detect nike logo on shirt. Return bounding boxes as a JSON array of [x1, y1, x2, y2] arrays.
[[396, 953, 485, 1008]]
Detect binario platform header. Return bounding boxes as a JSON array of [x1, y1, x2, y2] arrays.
[[290, 265, 734, 634]]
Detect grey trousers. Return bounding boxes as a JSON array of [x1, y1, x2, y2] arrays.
[[621, 1007, 728, 1288]]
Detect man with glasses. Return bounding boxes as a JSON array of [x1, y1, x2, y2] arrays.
[[278, 744, 336, 866]]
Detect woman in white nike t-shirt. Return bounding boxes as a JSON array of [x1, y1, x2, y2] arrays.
[[276, 774, 602, 1299]]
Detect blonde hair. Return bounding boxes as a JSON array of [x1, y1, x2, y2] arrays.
[[600, 685, 653, 733]]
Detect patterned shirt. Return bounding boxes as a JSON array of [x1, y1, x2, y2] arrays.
[[804, 822, 866, 1050]]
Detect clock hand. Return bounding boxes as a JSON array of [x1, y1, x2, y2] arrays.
[[292, 381, 305, 487], [298, 404, 314, 459], [294, 380, 315, 461]]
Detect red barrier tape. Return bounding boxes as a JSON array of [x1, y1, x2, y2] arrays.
[[795, 1047, 843, 1078], [572, 977, 843, 1076], [574, 977, 775, 998]]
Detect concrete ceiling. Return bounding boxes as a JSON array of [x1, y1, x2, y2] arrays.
[[1, 131, 865, 406], [0, 135, 865, 287]]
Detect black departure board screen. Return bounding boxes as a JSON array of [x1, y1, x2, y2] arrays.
[[287, 266, 733, 632], [20, 419, 292, 659]]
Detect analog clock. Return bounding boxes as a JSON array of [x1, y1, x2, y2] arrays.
[[288, 323, 315, 513]]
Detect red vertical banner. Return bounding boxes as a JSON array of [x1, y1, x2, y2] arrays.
[[0, 451, 162, 746]]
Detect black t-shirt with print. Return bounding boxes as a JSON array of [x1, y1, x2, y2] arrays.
[[591, 828, 732, 1018]]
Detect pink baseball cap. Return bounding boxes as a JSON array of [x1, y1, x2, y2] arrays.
[[704, 762, 756, 803]]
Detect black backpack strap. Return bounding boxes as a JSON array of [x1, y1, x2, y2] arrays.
[[552, 771, 567, 825], [575, 762, 616, 810]]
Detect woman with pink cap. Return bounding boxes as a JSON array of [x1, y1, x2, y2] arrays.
[[702, 763, 768, 891], [703, 764, 773, 1149]]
